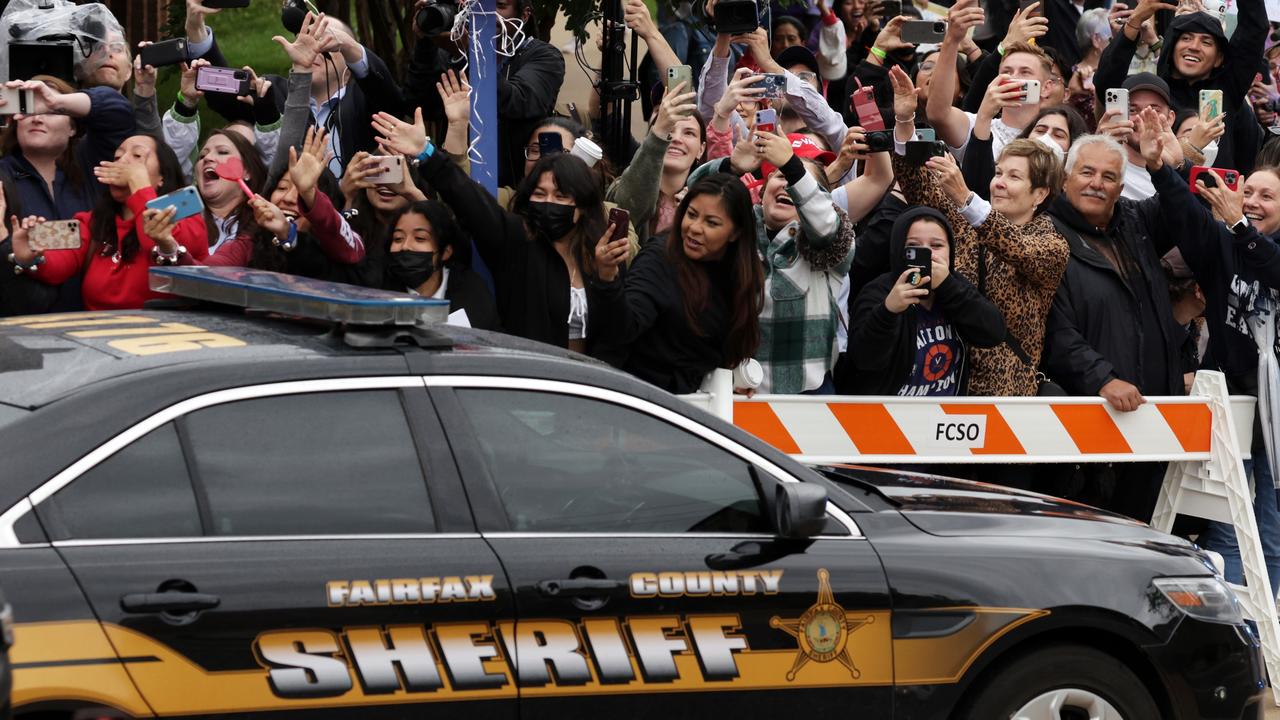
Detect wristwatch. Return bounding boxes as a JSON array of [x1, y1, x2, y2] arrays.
[[1227, 217, 1250, 235]]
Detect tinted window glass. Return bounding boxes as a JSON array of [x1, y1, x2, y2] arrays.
[[455, 389, 768, 533], [184, 391, 433, 535], [43, 423, 202, 540]]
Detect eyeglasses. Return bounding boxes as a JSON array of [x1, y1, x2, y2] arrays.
[[795, 71, 818, 84], [525, 145, 567, 161]]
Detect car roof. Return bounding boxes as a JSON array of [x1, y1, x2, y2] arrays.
[[0, 308, 598, 410]]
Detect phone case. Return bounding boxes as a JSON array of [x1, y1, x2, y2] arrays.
[[608, 209, 630, 241], [370, 158, 404, 185], [0, 87, 33, 116], [139, 38, 187, 68], [1105, 88, 1129, 120], [1021, 79, 1041, 105], [900, 20, 947, 44], [755, 109, 777, 132], [1199, 90, 1224, 121], [750, 74, 787, 99], [666, 66, 693, 94], [1189, 166, 1240, 194], [196, 67, 249, 95], [852, 87, 886, 132], [30, 220, 81, 251], [147, 186, 205, 222]]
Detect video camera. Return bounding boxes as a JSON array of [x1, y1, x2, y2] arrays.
[[0, 0, 118, 84], [713, 0, 761, 34]]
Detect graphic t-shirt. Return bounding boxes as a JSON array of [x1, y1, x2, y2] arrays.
[[897, 305, 963, 396]]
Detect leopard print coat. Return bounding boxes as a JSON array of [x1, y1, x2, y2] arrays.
[[894, 155, 1070, 396]]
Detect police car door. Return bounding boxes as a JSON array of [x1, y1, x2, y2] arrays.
[[433, 378, 894, 718], [28, 381, 516, 719]]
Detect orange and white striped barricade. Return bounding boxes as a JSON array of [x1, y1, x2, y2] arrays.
[[683, 369, 1280, 703]]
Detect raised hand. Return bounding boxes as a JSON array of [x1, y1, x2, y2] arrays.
[[133, 42, 159, 98], [3, 80, 64, 117], [179, 60, 209, 106], [593, 225, 629, 282], [185, 0, 222, 44], [945, 0, 984, 44], [979, 74, 1028, 123], [340, 151, 381, 203], [888, 64, 918, 123], [438, 69, 471, 126], [10, 216, 46, 265], [623, 0, 659, 39], [93, 159, 151, 192], [654, 81, 698, 139], [273, 12, 330, 72], [1126, 0, 1177, 34], [1133, 107, 1165, 169], [926, 152, 970, 206], [755, 128, 794, 168], [1003, 3, 1049, 46], [873, 16, 910, 54], [1198, 175, 1246, 226], [714, 68, 766, 124], [289, 126, 332, 206], [372, 108, 429, 157]]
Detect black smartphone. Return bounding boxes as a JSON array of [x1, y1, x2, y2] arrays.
[[538, 132, 565, 158], [878, 0, 903, 18], [905, 140, 947, 165], [203, 0, 252, 7], [904, 246, 932, 297], [139, 38, 188, 69]]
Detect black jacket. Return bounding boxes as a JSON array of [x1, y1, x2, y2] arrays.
[[590, 240, 733, 395], [1094, 9, 1267, 170], [1044, 193, 1185, 396], [385, 265, 502, 333], [1152, 164, 1280, 392], [408, 36, 565, 187], [416, 151, 608, 348], [841, 207, 1006, 395]]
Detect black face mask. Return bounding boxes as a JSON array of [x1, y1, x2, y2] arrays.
[[525, 201, 577, 240], [388, 250, 437, 290]]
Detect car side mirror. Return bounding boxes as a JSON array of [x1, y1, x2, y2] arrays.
[[775, 483, 828, 538]]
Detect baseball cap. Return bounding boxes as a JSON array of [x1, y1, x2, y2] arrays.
[[775, 45, 821, 78], [1121, 72, 1172, 105]]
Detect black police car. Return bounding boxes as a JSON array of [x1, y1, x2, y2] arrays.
[[0, 268, 1265, 719]]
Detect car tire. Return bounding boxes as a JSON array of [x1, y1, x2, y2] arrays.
[[954, 643, 1160, 720]]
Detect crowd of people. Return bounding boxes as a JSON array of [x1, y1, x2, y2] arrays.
[[2, 0, 1280, 585]]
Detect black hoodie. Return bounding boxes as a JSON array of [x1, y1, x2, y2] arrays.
[[1096, 9, 1268, 171], [1151, 165, 1280, 393], [840, 207, 1006, 395]]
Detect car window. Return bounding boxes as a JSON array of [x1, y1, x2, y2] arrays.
[[183, 391, 434, 536], [42, 423, 203, 540], [454, 389, 770, 534]]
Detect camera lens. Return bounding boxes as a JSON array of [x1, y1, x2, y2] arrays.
[[416, 2, 459, 36]]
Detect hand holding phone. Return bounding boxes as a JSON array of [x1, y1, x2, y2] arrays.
[[368, 156, 405, 186], [29, 219, 81, 251], [195, 66, 251, 95], [903, 246, 933, 298], [607, 207, 630, 242], [146, 186, 205, 222], [1105, 88, 1129, 121], [537, 132, 565, 158], [0, 85, 36, 116], [1189, 165, 1240, 194], [138, 38, 188, 69], [754, 108, 778, 134]]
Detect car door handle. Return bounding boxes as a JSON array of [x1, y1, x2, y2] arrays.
[[537, 579, 622, 598], [120, 592, 221, 614]]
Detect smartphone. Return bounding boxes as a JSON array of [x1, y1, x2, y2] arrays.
[[1199, 89, 1224, 122], [607, 207, 630, 242], [713, 0, 760, 34], [1105, 88, 1129, 121], [903, 246, 932, 297], [195, 66, 251, 96], [203, 0, 252, 6], [1019, 0, 1041, 13], [138, 38, 187, 69], [877, 0, 903, 18], [900, 20, 948, 44], [29, 220, 81, 251], [1019, 78, 1042, 105], [368, 156, 405, 185], [851, 85, 886, 132], [538, 131, 565, 158], [750, 73, 787, 100], [666, 65, 693, 96], [146, 186, 205, 222], [0, 86, 35, 116], [914, 128, 936, 142], [755, 108, 777, 133], [905, 140, 947, 165], [1189, 165, 1240, 194]]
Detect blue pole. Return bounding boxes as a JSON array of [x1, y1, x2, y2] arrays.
[[467, 0, 498, 289]]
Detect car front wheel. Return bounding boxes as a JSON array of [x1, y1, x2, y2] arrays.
[[955, 644, 1160, 720]]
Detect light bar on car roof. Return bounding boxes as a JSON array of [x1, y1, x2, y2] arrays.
[[149, 267, 450, 326]]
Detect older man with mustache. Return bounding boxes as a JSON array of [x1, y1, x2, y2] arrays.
[[1042, 131, 1188, 521]]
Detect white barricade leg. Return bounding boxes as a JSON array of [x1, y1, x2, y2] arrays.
[[1151, 371, 1280, 704]]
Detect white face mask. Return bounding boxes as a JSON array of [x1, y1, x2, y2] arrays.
[[1033, 132, 1066, 161]]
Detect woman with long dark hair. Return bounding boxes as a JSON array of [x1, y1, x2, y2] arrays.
[[590, 173, 765, 394], [384, 200, 500, 330], [194, 129, 267, 255], [374, 102, 620, 352], [9, 135, 208, 310]]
